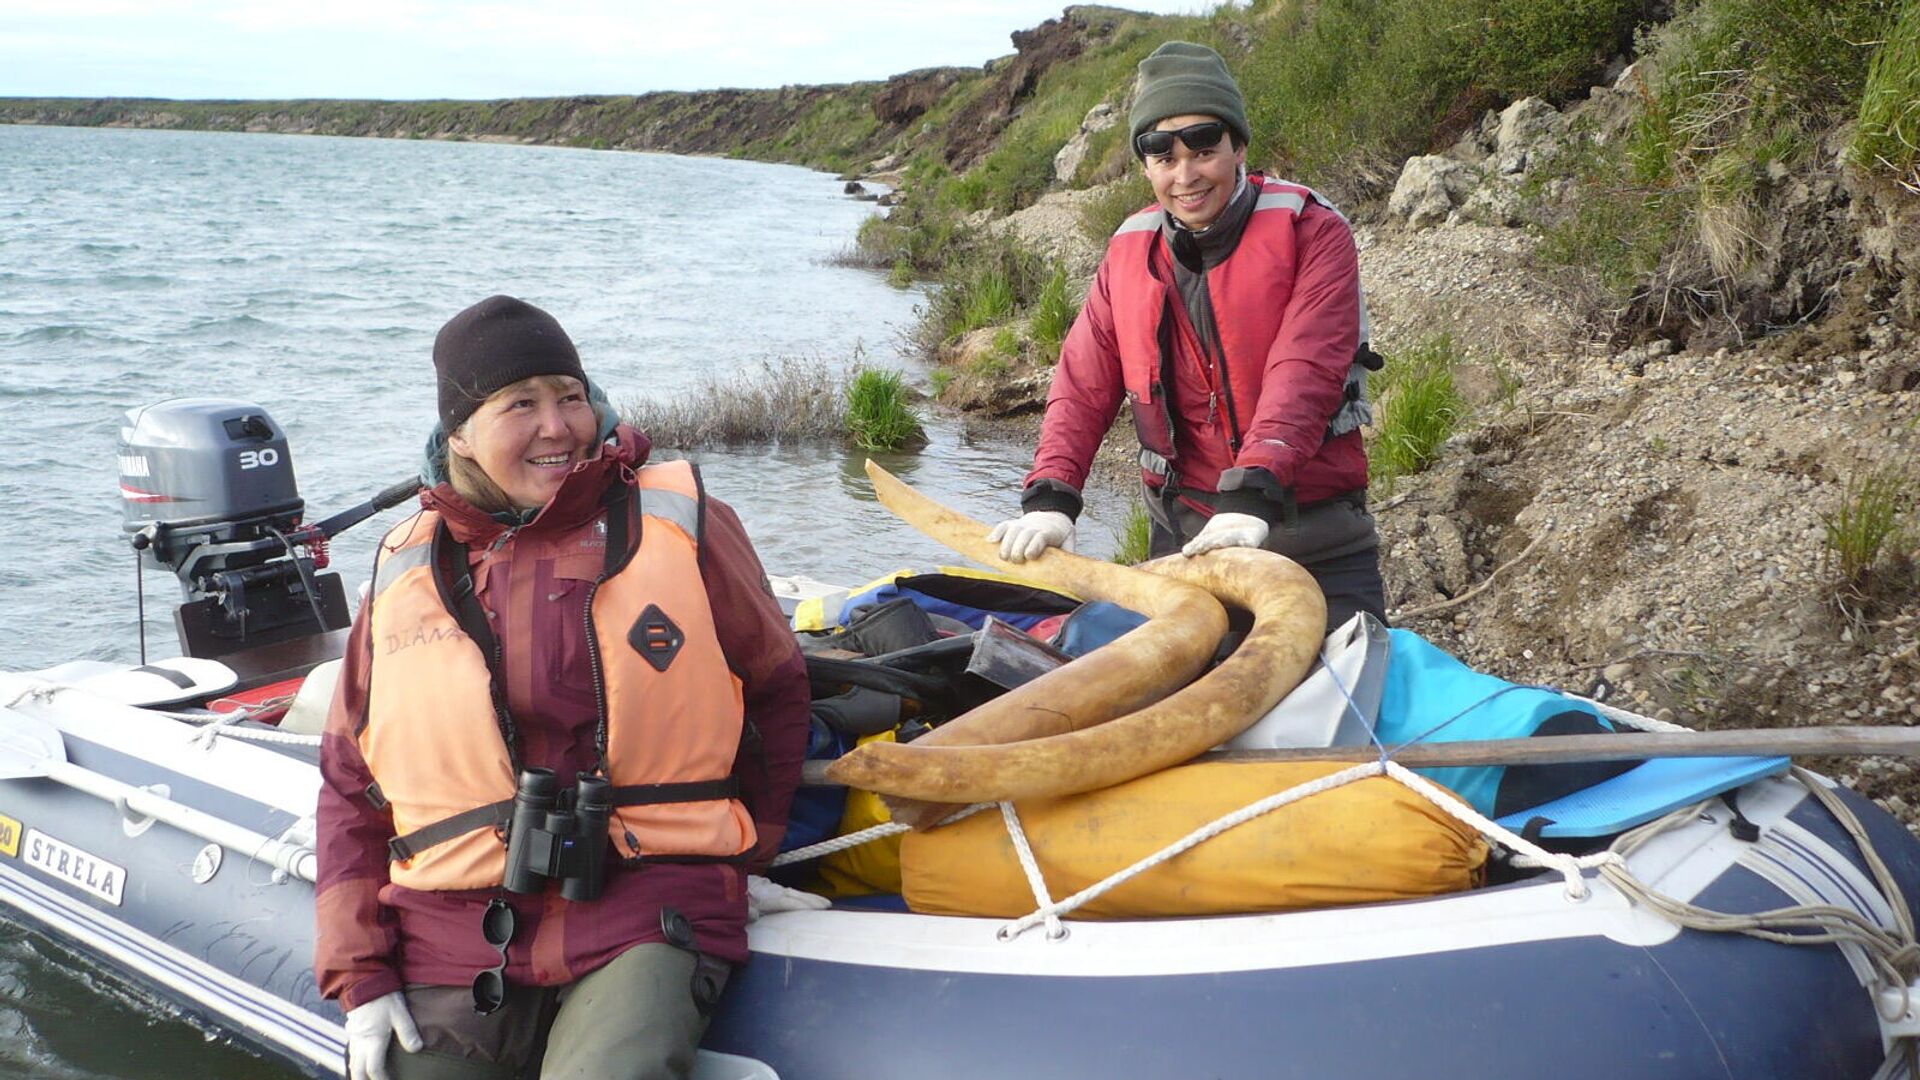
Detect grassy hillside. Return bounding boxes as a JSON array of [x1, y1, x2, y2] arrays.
[[847, 0, 1916, 373]]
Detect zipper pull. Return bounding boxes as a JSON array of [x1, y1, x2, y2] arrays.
[[1208, 391, 1219, 426]]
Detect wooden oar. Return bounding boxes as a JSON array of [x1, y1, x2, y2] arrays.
[[0, 705, 318, 882], [800, 726, 1920, 785]]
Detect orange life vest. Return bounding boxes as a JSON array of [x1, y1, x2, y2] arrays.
[[360, 461, 754, 892]]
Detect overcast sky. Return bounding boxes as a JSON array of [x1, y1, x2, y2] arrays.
[[2, 2, 1211, 100]]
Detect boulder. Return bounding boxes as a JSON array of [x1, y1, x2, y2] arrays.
[[1389, 155, 1480, 230], [1449, 114, 1498, 164], [1492, 97, 1565, 175], [1052, 101, 1120, 184], [1457, 181, 1524, 227]]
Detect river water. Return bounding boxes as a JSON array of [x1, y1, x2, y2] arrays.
[[0, 125, 1122, 1078]]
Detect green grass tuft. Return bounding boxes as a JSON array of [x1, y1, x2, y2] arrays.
[[845, 368, 928, 452], [1369, 334, 1468, 488], [1538, 0, 1904, 336], [1822, 463, 1912, 586], [1853, 1, 1920, 187], [1028, 264, 1077, 364], [1111, 503, 1153, 566], [912, 237, 1052, 356], [962, 266, 1019, 332]]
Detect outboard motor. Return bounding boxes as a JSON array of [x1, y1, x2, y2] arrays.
[[118, 398, 353, 662]]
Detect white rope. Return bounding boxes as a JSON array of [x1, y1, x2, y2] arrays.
[[998, 801, 1065, 940], [162, 708, 322, 749], [997, 761, 1388, 940], [185, 707, 256, 749], [5, 682, 59, 709], [1574, 694, 1694, 733], [1381, 761, 1619, 898], [769, 821, 911, 867], [767, 801, 996, 869], [1590, 771, 1920, 1010], [185, 722, 323, 748]]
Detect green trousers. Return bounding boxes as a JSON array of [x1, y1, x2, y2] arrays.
[[386, 944, 730, 1080]]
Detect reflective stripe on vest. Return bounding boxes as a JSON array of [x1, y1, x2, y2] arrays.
[[361, 461, 752, 892]]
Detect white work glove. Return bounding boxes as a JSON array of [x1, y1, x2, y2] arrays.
[[987, 510, 1075, 563], [747, 875, 831, 921], [345, 990, 423, 1080], [1181, 512, 1270, 557]]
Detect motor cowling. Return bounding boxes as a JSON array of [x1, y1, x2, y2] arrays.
[[118, 399, 305, 567], [117, 399, 350, 661]]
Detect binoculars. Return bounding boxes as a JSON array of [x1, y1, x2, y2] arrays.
[[502, 768, 612, 902]]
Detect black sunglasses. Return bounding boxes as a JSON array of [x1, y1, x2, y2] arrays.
[[471, 898, 516, 1015], [1135, 121, 1230, 158]]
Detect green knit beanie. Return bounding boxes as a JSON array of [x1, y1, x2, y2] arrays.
[[1128, 41, 1250, 156]]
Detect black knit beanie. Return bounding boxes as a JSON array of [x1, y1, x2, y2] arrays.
[[1129, 41, 1251, 155], [432, 295, 586, 432]]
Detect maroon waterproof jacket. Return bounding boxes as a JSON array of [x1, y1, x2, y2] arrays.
[[1028, 175, 1367, 512], [315, 426, 810, 1011]]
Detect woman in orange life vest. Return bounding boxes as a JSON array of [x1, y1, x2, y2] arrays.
[[314, 295, 818, 1080]]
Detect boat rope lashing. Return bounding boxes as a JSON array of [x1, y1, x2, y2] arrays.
[[1562, 769, 1920, 1077], [1581, 695, 1693, 733], [173, 722, 322, 748], [774, 636, 1920, 1072], [998, 799, 1066, 941], [995, 760, 1395, 940], [766, 801, 995, 868], [178, 704, 322, 750], [1590, 771, 1920, 1005], [988, 667, 1786, 938], [6, 685, 49, 710], [770, 821, 910, 866]]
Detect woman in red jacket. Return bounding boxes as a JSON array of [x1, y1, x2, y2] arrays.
[[990, 42, 1387, 632], [315, 295, 815, 1080]]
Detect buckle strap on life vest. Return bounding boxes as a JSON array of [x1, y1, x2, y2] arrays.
[[610, 778, 739, 806], [384, 779, 741, 863], [389, 799, 513, 862]]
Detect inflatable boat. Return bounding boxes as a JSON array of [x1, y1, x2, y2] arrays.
[[3, 398, 1918, 1079]]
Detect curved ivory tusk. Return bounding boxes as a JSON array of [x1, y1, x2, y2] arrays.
[[828, 465, 1321, 823], [834, 548, 1324, 819], [837, 462, 1228, 746]]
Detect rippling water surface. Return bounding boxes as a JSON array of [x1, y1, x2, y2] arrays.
[[0, 124, 1125, 1078]]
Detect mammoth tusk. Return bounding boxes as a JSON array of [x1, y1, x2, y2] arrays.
[[837, 462, 1228, 746], [825, 463, 1225, 808], [836, 548, 1325, 823], [826, 464, 1322, 827]]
